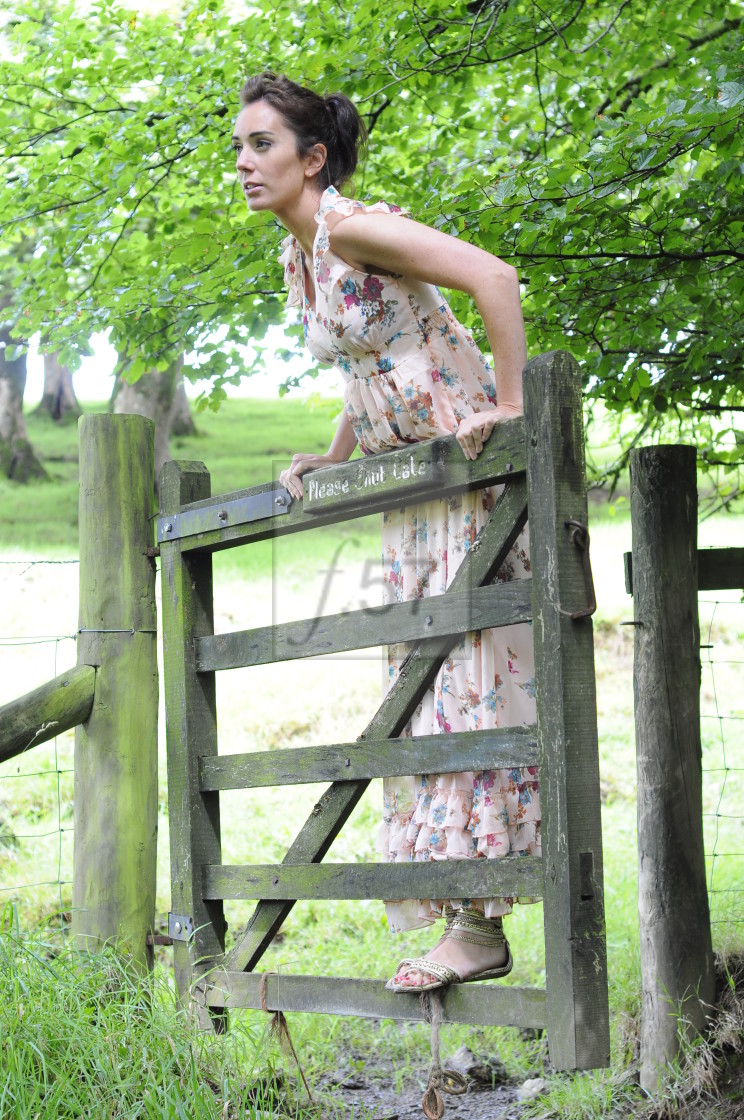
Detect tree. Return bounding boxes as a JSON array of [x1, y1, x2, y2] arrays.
[[1, 0, 742, 486], [170, 379, 197, 438], [0, 295, 46, 481], [112, 355, 185, 487], [36, 351, 81, 421]]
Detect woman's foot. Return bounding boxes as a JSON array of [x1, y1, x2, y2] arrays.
[[386, 909, 512, 991], [390, 936, 509, 989]]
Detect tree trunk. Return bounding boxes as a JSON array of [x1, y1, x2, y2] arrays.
[[0, 299, 46, 482], [170, 376, 197, 437], [112, 355, 183, 487], [36, 351, 82, 421]]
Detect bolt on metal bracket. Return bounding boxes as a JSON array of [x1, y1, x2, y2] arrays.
[[157, 488, 291, 543], [168, 912, 195, 942]]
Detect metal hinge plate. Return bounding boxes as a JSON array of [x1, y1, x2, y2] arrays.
[[168, 912, 194, 941], [157, 489, 291, 543]]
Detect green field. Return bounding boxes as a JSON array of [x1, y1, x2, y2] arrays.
[[1, 397, 742, 1119]]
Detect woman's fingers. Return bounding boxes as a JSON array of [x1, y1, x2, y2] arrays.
[[456, 416, 496, 460], [279, 465, 303, 499], [454, 405, 521, 460], [280, 455, 312, 499], [457, 432, 481, 460], [280, 453, 334, 500]]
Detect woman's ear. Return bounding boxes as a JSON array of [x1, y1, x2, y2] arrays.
[[305, 143, 328, 179]]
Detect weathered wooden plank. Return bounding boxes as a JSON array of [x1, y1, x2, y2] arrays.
[[199, 726, 538, 790], [205, 857, 543, 901], [203, 972, 547, 1028], [0, 664, 95, 764], [197, 581, 532, 671], [72, 415, 158, 972], [302, 419, 525, 513], [171, 420, 525, 553], [625, 546, 744, 595], [523, 350, 609, 1071], [159, 461, 226, 1016], [630, 446, 715, 1091], [223, 477, 529, 974]]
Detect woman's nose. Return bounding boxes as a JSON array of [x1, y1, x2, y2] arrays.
[[236, 147, 253, 173]]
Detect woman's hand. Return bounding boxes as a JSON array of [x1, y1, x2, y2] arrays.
[[456, 403, 523, 461], [279, 410, 358, 500], [280, 452, 341, 500]]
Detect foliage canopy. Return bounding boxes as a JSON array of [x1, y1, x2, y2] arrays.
[[1, 0, 743, 475]]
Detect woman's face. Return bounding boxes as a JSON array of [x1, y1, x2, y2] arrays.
[[232, 100, 323, 215]]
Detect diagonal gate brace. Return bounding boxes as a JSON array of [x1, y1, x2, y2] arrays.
[[220, 476, 529, 976]]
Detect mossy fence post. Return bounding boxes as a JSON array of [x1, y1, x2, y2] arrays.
[[630, 445, 715, 1092], [71, 414, 159, 970]]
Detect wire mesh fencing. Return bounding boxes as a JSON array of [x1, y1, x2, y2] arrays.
[[699, 592, 744, 942], [2, 554, 740, 952], [0, 559, 79, 930]]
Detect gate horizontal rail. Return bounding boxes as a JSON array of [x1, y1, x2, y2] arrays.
[[204, 858, 543, 902], [197, 581, 533, 670], [157, 417, 526, 551], [204, 972, 547, 1027], [199, 727, 539, 790]]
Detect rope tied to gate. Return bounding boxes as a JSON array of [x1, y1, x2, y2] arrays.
[[259, 971, 315, 1106], [419, 991, 468, 1119]]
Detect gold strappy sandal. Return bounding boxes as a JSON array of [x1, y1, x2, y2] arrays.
[[385, 908, 513, 993]]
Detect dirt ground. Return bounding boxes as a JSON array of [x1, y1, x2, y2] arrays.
[[320, 1047, 526, 1120], [324, 1079, 522, 1119], [316, 1009, 744, 1120], [319, 1053, 744, 1120]]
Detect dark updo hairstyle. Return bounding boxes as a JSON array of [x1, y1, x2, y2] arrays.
[[239, 71, 366, 192]]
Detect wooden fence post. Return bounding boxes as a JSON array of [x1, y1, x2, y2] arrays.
[[630, 445, 715, 1092], [72, 414, 158, 970], [523, 349, 609, 1070], [159, 460, 225, 1021]]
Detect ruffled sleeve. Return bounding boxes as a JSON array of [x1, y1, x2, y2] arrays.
[[278, 233, 301, 309], [315, 186, 406, 226], [313, 187, 406, 296]]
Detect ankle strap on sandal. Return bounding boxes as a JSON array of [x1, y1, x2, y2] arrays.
[[448, 907, 506, 947]]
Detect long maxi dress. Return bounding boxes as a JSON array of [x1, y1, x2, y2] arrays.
[[280, 186, 540, 934]]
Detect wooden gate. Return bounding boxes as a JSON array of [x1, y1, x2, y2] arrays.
[[158, 350, 609, 1070]]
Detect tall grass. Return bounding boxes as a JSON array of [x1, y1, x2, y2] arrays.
[[0, 907, 310, 1120]]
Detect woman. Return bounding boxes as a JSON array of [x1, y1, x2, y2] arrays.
[[233, 72, 539, 992]]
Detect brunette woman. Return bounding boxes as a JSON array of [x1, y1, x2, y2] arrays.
[[232, 73, 539, 992]]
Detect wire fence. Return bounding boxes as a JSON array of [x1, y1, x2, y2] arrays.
[[0, 559, 79, 930], [1, 557, 741, 949], [700, 592, 744, 941]]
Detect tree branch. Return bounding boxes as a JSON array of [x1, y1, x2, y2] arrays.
[[596, 16, 743, 115]]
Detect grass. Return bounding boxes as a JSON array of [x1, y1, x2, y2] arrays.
[[1, 395, 743, 1118], [0, 910, 309, 1119], [0, 395, 377, 579]]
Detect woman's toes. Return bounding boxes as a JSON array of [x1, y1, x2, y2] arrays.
[[395, 968, 430, 987]]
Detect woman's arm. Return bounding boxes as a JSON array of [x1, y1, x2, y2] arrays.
[[279, 407, 357, 500], [327, 212, 527, 460]]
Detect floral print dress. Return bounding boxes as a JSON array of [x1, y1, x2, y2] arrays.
[[280, 187, 540, 933]]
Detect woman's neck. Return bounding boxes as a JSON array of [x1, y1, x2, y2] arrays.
[[275, 185, 325, 258]]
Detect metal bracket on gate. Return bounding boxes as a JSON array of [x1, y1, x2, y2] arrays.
[[157, 489, 291, 543], [563, 518, 597, 619], [168, 912, 194, 941]]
